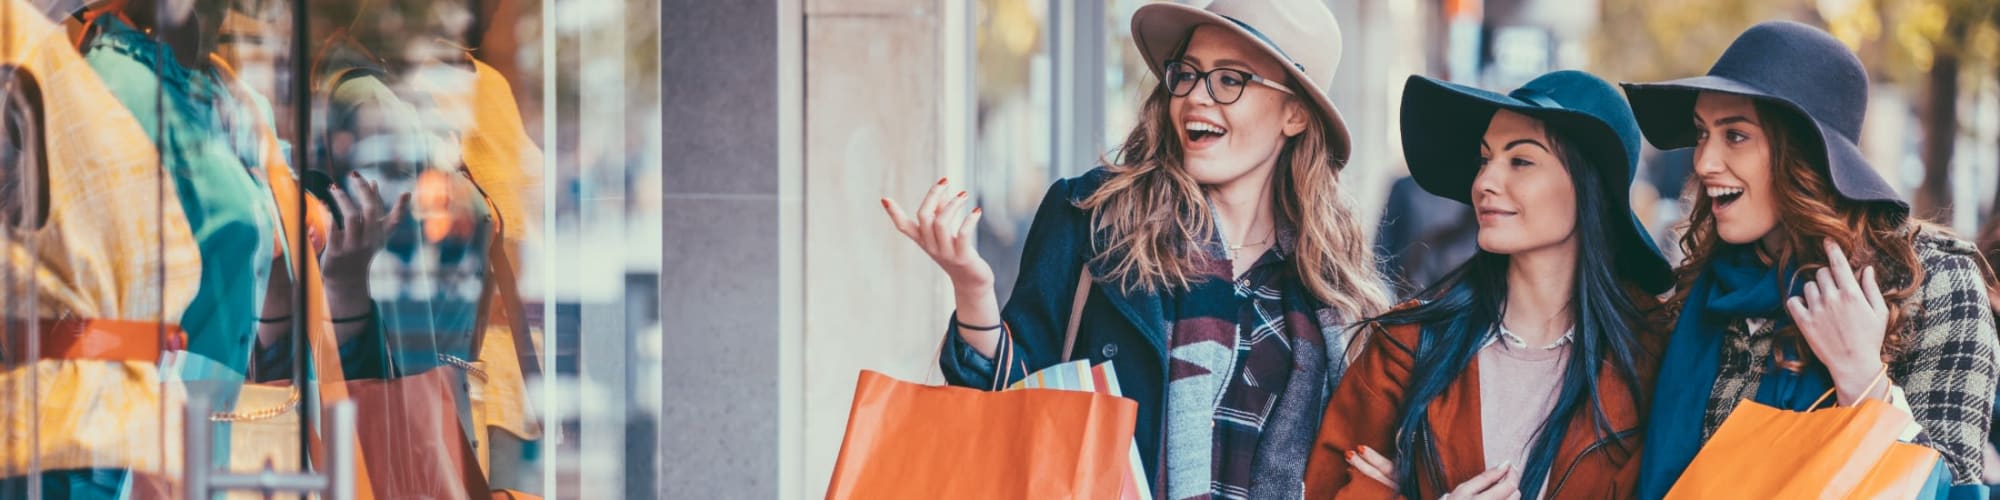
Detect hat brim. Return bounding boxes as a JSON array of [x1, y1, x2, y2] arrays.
[[1131, 3, 1351, 164], [1401, 76, 1675, 293], [1622, 76, 1908, 212]]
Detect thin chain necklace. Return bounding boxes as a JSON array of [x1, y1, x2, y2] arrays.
[[1217, 206, 1272, 261], [1227, 233, 1273, 260]]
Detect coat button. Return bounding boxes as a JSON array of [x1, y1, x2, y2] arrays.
[[1101, 343, 1119, 358]]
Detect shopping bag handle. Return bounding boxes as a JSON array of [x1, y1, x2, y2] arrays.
[[1810, 363, 1892, 409], [928, 267, 1087, 390], [1061, 269, 1091, 362], [990, 324, 1016, 391]]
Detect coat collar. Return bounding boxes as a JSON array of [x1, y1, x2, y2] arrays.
[[1412, 326, 1648, 498]]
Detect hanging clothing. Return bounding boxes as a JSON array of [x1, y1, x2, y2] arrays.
[[406, 54, 547, 479], [0, 3, 202, 489]]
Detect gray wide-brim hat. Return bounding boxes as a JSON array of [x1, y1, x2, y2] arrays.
[[1622, 21, 1905, 216], [1131, 0, 1352, 164]]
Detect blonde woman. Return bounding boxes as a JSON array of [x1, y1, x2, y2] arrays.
[[880, 1, 1388, 498]]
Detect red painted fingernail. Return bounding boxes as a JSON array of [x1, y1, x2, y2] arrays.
[[971, 207, 982, 214], [937, 177, 948, 186], [880, 198, 890, 208], [1346, 450, 1356, 460], [956, 191, 967, 199]]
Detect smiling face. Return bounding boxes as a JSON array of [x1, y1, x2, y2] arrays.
[[1691, 91, 1784, 246], [1168, 25, 1311, 187], [1472, 110, 1578, 256]]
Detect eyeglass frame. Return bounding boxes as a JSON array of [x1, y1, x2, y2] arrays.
[[1161, 59, 1295, 104]]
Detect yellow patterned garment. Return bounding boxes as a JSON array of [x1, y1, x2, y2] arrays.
[[0, 1, 200, 479], [410, 57, 546, 449]]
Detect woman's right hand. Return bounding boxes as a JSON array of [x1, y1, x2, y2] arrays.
[[1443, 462, 1519, 500], [881, 178, 993, 292], [1347, 445, 1399, 488]]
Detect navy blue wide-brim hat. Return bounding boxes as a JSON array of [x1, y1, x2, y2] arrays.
[[1622, 21, 1906, 216], [1401, 70, 1675, 294]]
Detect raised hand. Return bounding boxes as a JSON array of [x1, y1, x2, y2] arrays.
[[881, 178, 993, 292], [1785, 239, 1891, 404]]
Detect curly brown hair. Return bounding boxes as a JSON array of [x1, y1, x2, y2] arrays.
[[1668, 100, 1927, 371]]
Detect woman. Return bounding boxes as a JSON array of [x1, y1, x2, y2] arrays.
[[1302, 70, 1676, 499], [880, 0, 1388, 497], [1630, 21, 2000, 497], [253, 0, 547, 494]]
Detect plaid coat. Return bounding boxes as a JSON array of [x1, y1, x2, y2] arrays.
[[1701, 230, 1999, 484]]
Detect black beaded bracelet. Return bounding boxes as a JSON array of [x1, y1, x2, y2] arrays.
[[955, 320, 1004, 332], [332, 306, 375, 324]]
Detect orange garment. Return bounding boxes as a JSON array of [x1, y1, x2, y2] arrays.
[[1303, 295, 1669, 499]]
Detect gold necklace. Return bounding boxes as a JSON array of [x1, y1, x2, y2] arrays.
[[1225, 232, 1272, 260]]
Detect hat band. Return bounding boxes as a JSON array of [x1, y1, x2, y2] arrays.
[[1511, 88, 1561, 109], [1218, 14, 1305, 73]]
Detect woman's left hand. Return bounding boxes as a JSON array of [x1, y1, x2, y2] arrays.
[[319, 172, 410, 288], [318, 172, 410, 335], [1785, 239, 1890, 405]]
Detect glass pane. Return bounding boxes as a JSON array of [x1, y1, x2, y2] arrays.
[[531, 0, 663, 496], [1104, 0, 1152, 155], [0, 0, 664, 497], [974, 0, 1050, 306]]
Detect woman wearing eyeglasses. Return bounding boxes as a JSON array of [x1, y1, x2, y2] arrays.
[[878, 1, 1389, 498]]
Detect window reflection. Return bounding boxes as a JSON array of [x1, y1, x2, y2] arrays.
[[0, 0, 660, 497], [974, 0, 1050, 306]]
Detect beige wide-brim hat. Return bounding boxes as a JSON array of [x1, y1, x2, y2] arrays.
[[1131, 0, 1351, 164]]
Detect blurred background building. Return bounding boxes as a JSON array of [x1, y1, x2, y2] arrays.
[[666, 0, 2000, 497]]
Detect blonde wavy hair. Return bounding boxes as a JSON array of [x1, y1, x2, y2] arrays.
[[1080, 81, 1390, 318]]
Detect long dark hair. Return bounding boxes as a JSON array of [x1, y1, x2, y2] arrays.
[[1374, 123, 1647, 498]]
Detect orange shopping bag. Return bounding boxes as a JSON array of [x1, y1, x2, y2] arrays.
[[825, 369, 1140, 499], [1665, 373, 1939, 499]]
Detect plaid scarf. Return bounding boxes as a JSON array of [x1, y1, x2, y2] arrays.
[[1163, 237, 1328, 500]]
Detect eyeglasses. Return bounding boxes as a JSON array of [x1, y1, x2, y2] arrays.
[[1163, 60, 1294, 104]]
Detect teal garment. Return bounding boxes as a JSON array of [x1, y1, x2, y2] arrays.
[[82, 17, 276, 378], [77, 18, 279, 484]]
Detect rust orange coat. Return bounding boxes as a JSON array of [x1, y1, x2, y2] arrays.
[[1304, 298, 1669, 499]]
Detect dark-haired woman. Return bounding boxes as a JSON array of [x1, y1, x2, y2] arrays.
[[1630, 21, 2000, 497], [1304, 70, 1674, 499]]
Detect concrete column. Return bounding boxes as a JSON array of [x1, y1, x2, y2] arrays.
[[663, 0, 791, 497]]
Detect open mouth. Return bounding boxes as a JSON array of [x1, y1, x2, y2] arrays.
[[1707, 186, 1745, 210], [1186, 120, 1228, 147]]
